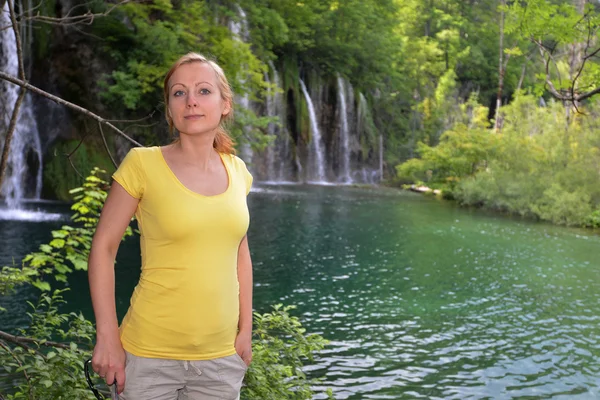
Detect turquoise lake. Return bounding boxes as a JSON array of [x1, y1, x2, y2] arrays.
[[1, 185, 599, 399]]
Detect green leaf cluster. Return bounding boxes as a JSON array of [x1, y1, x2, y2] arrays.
[[2, 169, 131, 294], [1, 170, 332, 398], [397, 93, 600, 227], [243, 304, 333, 400]]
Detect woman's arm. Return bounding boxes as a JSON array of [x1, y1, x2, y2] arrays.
[[88, 182, 139, 393], [235, 235, 253, 365]]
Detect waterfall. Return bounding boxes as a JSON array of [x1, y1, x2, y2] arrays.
[[357, 93, 368, 135], [265, 67, 276, 181], [0, 0, 43, 209], [299, 79, 326, 183], [264, 62, 292, 182], [379, 134, 384, 182], [273, 67, 292, 181], [337, 76, 352, 183], [227, 5, 253, 165]]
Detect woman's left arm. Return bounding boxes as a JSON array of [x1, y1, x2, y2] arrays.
[[235, 235, 253, 366]]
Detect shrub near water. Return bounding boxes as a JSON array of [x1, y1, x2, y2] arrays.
[[43, 140, 116, 201], [397, 94, 600, 227], [1, 170, 332, 399]]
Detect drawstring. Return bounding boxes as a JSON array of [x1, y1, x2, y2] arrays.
[[190, 362, 203, 376], [183, 360, 202, 375]]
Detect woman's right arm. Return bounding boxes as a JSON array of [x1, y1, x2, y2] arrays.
[[88, 181, 140, 394]]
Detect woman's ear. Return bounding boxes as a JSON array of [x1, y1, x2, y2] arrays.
[[222, 100, 232, 117]]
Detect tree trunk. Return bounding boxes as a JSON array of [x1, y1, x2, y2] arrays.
[[517, 62, 527, 91], [494, 0, 506, 132], [567, 0, 587, 115], [0, 0, 25, 190]]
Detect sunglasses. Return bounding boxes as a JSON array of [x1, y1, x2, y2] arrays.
[[84, 358, 119, 400]]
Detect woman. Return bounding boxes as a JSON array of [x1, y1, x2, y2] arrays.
[[88, 53, 253, 399]]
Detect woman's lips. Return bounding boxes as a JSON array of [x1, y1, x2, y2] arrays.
[[185, 115, 204, 120]]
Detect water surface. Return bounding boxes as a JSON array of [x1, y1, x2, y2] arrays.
[[1, 186, 599, 399]]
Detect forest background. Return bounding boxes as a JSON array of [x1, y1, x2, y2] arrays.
[[1, 0, 600, 398], [2, 0, 600, 227]]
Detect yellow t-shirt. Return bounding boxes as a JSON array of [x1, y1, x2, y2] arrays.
[[112, 146, 252, 360]]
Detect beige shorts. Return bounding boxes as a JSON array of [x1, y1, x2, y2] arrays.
[[119, 351, 248, 400]]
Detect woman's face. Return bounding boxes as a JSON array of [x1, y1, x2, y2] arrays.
[[167, 62, 230, 136]]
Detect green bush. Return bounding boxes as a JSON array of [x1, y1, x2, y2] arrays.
[[1, 170, 331, 399], [396, 93, 600, 228], [243, 304, 333, 400]]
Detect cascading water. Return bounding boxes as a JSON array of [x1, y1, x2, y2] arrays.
[[264, 62, 293, 182], [379, 133, 384, 182], [337, 76, 352, 183], [299, 79, 326, 183], [264, 65, 276, 181], [0, 0, 43, 210]]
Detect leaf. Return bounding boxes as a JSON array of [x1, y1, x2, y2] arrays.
[[39, 244, 52, 253], [68, 256, 88, 271], [32, 280, 51, 291], [52, 230, 69, 239], [49, 239, 66, 249]]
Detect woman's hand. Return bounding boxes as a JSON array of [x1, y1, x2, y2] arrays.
[[235, 329, 253, 367], [91, 332, 126, 394]]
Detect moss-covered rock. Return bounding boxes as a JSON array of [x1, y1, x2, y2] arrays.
[[43, 139, 115, 201]]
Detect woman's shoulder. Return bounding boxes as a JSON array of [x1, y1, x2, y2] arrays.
[[128, 146, 159, 156], [222, 152, 249, 170]]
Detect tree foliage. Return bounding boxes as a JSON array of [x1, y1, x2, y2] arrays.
[[397, 93, 600, 227]]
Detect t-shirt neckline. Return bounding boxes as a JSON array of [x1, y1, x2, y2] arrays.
[[156, 146, 232, 199]]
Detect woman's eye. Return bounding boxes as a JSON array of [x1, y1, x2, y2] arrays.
[[173, 90, 185, 97], [199, 88, 211, 95]]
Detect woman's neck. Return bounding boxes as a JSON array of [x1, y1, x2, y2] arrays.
[[171, 135, 217, 170]]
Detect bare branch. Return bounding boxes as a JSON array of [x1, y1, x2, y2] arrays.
[[0, 332, 38, 355], [66, 134, 88, 159], [533, 38, 566, 100], [122, 120, 160, 133], [529, 12, 600, 106], [0, 329, 77, 351], [99, 122, 118, 168], [67, 156, 85, 179], [19, 0, 131, 27], [0, 71, 143, 147], [569, 15, 592, 103], [575, 86, 600, 102], [64, 127, 89, 179], [106, 110, 156, 123]]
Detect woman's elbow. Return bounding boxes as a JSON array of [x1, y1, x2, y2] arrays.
[[89, 236, 119, 269]]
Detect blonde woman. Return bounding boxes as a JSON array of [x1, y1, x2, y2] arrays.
[[88, 53, 253, 399]]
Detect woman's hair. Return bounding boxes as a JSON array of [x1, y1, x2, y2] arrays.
[[163, 52, 236, 154]]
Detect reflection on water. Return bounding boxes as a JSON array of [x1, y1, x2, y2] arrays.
[[0, 208, 65, 222], [247, 185, 600, 399], [1, 186, 599, 399]]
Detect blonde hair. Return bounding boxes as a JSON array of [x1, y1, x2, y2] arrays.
[[163, 52, 236, 154]]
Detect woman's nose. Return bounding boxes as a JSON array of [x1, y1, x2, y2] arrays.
[[186, 93, 198, 108]]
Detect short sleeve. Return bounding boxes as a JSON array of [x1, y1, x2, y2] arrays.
[[112, 148, 145, 199], [238, 157, 253, 195]]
